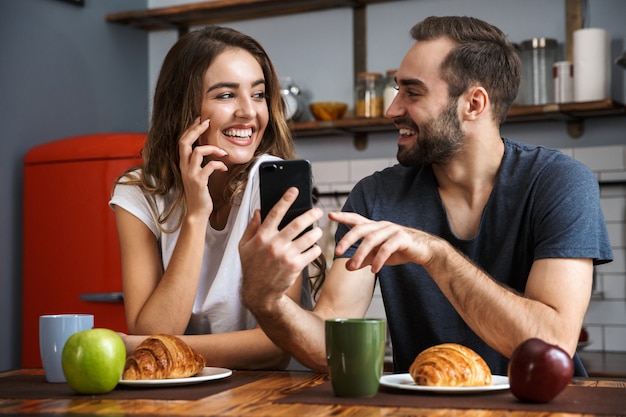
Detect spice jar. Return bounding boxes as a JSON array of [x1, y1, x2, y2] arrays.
[[383, 69, 398, 113], [355, 72, 383, 118]]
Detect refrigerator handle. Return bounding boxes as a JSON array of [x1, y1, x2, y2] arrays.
[[79, 292, 124, 303]]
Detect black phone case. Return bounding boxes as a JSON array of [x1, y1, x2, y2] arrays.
[[259, 159, 313, 231]]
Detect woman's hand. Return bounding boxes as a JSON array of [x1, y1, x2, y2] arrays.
[[178, 118, 228, 217]]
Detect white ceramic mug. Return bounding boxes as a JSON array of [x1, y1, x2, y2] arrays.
[[39, 314, 94, 382]]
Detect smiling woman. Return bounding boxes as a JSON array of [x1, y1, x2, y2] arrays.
[[198, 48, 268, 170], [107, 26, 325, 371]]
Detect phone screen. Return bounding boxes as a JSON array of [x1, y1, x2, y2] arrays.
[[259, 159, 313, 231]]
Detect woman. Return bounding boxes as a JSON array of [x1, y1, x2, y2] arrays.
[[109, 26, 322, 370]]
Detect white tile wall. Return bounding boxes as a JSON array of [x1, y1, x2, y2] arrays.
[[311, 144, 626, 353]]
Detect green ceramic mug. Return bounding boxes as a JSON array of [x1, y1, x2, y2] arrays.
[[325, 318, 386, 397]]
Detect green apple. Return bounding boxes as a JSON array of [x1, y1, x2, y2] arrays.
[[61, 328, 126, 394]]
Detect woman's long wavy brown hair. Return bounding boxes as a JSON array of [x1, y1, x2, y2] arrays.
[[116, 25, 325, 296]]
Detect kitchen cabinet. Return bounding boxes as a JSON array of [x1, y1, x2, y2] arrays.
[[106, 0, 626, 143]]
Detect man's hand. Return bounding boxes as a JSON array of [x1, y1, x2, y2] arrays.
[[239, 187, 323, 313], [330, 211, 439, 273]]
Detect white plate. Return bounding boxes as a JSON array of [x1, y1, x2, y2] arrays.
[[118, 367, 232, 387], [380, 374, 509, 393]]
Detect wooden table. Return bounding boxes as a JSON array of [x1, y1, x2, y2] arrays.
[[0, 369, 624, 416]]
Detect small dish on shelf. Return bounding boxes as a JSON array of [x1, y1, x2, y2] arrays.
[[309, 101, 348, 121]]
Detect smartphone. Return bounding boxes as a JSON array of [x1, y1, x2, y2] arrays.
[[259, 159, 313, 232]]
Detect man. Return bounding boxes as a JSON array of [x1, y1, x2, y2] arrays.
[[239, 16, 612, 376]]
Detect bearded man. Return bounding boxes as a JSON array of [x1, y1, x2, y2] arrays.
[[239, 16, 612, 377]]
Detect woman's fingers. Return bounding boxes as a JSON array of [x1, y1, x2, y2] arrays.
[[177, 119, 229, 188], [175, 118, 230, 217], [179, 118, 210, 168], [179, 119, 229, 168]]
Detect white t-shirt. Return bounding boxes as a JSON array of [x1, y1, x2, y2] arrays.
[[109, 154, 280, 335]]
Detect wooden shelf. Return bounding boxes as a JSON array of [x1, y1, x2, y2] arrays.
[[291, 117, 393, 137], [105, 0, 399, 32], [291, 100, 626, 138], [506, 99, 626, 123], [105, 1, 625, 140]]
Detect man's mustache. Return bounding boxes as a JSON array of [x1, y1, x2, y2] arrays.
[[393, 117, 418, 131]]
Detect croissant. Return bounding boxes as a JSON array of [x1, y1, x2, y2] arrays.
[[122, 334, 206, 380], [409, 343, 492, 387]]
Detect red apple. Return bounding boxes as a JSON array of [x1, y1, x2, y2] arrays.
[[508, 338, 574, 403]]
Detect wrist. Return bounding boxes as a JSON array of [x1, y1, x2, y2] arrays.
[[242, 285, 284, 318], [183, 210, 209, 228], [422, 235, 455, 273]]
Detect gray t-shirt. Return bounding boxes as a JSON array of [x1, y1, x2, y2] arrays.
[[336, 138, 612, 376]]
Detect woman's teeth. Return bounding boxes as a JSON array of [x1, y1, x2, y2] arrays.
[[223, 128, 252, 138]]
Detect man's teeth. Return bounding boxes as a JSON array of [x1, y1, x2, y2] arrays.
[[223, 128, 252, 138], [399, 128, 416, 136]]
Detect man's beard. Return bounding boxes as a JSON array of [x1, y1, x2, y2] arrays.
[[397, 99, 465, 166]]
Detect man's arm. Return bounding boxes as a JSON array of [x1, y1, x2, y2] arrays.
[[239, 188, 376, 372], [330, 211, 593, 358], [425, 246, 592, 357], [243, 260, 375, 372]]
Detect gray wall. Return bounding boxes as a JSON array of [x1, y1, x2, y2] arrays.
[[0, 0, 148, 372]]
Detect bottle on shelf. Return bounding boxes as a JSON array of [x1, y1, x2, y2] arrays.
[[383, 69, 398, 114], [355, 72, 383, 118]]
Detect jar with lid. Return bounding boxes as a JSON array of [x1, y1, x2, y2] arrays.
[[383, 69, 398, 113], [355, 72, 383, 118], [519, 37, 558, 105]]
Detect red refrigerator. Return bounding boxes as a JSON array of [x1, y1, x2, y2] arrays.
[[22, 133, 146, 368]]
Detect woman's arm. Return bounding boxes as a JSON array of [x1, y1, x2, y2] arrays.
[[114, 206, 207, 334], [121, 327, 292, 370], [115, 206, 304, 369], [116, 120, 227, 334]]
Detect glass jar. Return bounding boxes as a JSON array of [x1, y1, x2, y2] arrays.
[[519, 37, 558, 105], [383, 69, 398, 113], [355, 72, 383, 118]]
